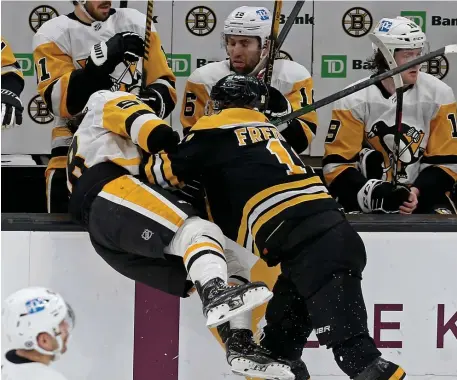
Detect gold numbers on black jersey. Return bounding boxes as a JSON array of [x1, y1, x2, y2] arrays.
[[448, 113, 457, 138], [325, 119, 342, 143], [267, 139, 306, 175]]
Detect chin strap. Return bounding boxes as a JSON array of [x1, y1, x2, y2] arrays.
[[78, 3, 96, 23]]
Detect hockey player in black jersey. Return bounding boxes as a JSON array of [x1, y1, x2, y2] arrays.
[[145, 74, 407, 380]]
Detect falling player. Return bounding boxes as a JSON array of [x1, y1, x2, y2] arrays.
[[181, 6, 318, 156], [1, 37, 24, 130], [33, 0, 176, 212], [2, 287, 75, 380], [323, 17, 457, 214], [145, 74, 408, 380]]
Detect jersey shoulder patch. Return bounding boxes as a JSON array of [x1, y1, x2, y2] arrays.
[[188, 60, 230, 87]]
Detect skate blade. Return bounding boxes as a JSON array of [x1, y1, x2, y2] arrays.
[[231, 358, 295, 380], [206, 287, 273, 328]]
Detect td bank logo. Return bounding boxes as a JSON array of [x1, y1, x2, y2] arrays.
[[166, 54, 191, 77], [14, 53, 34, 76], [321, 55, 347, 78], [400, 11, 426, 32]]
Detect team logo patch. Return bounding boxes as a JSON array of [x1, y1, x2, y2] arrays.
[[28, 95, 54, 124], [29, 5, 59, 32], [420, 54, 449, 80], [276, 50, 293, 61], [342, 7, 373, 37], [186, 6, 217, 36]]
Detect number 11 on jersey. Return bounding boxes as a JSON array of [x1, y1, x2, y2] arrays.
[[267, 139, 307, 175]]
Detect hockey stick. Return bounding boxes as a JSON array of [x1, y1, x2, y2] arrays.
[[251, 1, 304, 78], [263, 0, 283, 86], [369, 34, 405, 187], [271, 44, 457, 126], [141, 0, 154, 89]]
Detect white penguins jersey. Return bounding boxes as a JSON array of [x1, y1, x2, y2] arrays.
[[323, 72, 457, 186], [67, 90, 172, 193], [32, 7, 176, 119], [2, 352, 68, 380], [180, 59, 318, 153]]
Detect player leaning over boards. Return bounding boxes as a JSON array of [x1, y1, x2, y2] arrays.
[[33, 0, 176, 213], [181, 6, 318, 156], [146, 74, 407, 380], [323, 17, 457, 215], [65, 90, 281, 377], [1, 37, 24, 130], [2, 287, 75, 380]]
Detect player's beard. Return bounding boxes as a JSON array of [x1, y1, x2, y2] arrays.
[[87, 1, 112, 21]]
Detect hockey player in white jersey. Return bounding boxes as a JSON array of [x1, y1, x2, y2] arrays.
[[181, 6, 318, 156], [33, 0, 177, 213], [2, 287, 75, 380], [323, 16, 457, 214]]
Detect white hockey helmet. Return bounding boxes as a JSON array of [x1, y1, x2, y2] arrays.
[[2, 287, 75, 358], [223, 6, 272, 49], [371, 16, 427, 56]]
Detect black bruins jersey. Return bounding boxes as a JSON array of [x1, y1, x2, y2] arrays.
[[145, 108, 339, 257]]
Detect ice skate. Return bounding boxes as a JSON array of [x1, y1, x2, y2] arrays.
[[355, 357, 406, 380], [196, 278, 273, 328], [226, 329, 294, 380]]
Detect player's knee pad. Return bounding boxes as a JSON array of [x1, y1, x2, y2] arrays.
[[261, 275, 312, 360], [225, 247, 250, 284], [168, 216, 226, 258], [306, 272, 370, 348]]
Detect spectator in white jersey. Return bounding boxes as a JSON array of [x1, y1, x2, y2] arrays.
[[323, 17, 457, 214], [2, 287, 75, 380]]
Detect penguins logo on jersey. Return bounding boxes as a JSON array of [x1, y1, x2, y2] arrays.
[[186, 6, 217, 36], [28, 95, 55, 124], [276, 50, 293, 61], [29, 5, 59, 32], [420, 54, 449, 80], [342, 7, 373, 37], [367, 120, 425, 179], [76, 58, 140, 92]]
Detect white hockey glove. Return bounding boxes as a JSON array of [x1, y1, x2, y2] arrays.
[[357, 179, 410, 213], [1, 89, 23, 129]]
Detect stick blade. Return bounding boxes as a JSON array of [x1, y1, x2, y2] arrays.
[[444, 44, 457, 54]]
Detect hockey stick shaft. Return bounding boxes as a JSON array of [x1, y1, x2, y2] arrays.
[[141, 0, 154, 89], [263, 0, 283, 86], [275, 1, 305, 54], [271, 44, 457, 126], [251, 1, 304, 77]]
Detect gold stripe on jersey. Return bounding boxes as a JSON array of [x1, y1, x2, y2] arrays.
[[45, 157, 67, 179], [143, 31, 177, 103], [324, 163, 358, 185], [102, 94, 169, 153], [251, 192, 331, 256], [192, 108, 269, 131], [287, 77, 318, 143], [323, 109, 365, 185], [1, 38, 23, 80], [161, 153, 180, 187], [236, 176, 326, 248], [33, 41, 75, 118], [101, 175, 187, 232], [111, 157, 142, 167], [180, 80, 211, 132], [143, 153, 182, 189]]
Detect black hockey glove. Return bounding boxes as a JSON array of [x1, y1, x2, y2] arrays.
[[264, 85, 291, 119], [357, 179, 410, 213], [85, 32, 144, 77], [138, 85, 166, 119], [1, 89, 23, 129]]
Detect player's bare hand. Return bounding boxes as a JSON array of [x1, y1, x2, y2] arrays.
[[399, 187, 419, 214]]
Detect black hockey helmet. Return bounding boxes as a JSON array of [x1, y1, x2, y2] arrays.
[[205, 74, 269, 115]]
